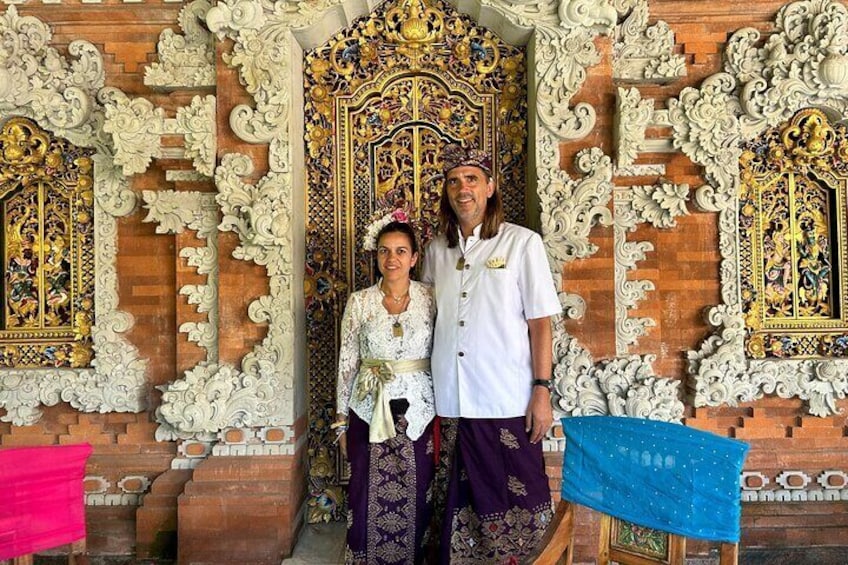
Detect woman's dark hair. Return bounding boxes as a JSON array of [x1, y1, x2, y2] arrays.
[[376, 221, 419, 255]]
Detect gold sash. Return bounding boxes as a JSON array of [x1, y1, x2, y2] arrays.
[[356, 358, 430, 443]]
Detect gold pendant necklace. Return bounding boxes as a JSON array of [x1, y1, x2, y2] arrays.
[[456, 256, 466, 270], [381, 281, 409, 304], [392, 317, 404, 338]]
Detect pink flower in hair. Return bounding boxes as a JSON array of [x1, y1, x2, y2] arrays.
[[391, 209, 410, 223]]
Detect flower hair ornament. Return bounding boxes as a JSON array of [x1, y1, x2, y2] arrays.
[[362, 208, 411, 251]]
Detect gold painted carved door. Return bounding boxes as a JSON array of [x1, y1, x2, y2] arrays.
[[302, 0, 528, 521]]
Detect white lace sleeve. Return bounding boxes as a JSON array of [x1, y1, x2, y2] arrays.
[[336, 292, 362, 417]]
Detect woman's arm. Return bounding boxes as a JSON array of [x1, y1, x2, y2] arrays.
[[335, 292, 363, 456]]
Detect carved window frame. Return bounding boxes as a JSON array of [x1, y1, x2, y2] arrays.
[[0, 7, 146, 425], [678, 0, 848, 417]]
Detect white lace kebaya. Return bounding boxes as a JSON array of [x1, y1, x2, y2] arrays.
[[336, 279, 436, 441]]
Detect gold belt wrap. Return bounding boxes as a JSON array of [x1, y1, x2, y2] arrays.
[[356, 358, 430, 443]]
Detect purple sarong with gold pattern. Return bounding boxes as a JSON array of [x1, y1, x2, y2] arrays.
[[435, 417, 553, 564], [345, 400, 436, 565]]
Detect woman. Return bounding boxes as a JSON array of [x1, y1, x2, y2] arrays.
[[335, 219, 436, 565]]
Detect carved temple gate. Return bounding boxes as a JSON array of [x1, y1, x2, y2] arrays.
[[302, 0, 529, 520]]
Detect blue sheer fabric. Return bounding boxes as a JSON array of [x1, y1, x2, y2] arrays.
[[560, 416, 749, 543]]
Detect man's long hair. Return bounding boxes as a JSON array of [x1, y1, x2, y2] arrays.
[[439, 174, 504, 248]]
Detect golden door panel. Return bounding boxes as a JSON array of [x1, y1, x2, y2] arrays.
[[303, 0, 528, 521], [0, 117, 95, 368], [740, 108, 848, 358]]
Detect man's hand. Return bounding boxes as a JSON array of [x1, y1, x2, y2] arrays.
[[525, 387, 553, 444]]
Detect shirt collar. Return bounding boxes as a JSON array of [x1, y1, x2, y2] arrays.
[[458, 224, 482, 254]]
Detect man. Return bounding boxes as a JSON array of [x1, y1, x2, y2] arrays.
[[422, 143, 561, 563]]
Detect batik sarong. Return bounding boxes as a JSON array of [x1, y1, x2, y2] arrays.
[[436, 417, 553, 564], [345, 400, 436, 565]]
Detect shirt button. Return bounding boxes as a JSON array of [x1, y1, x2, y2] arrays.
[[459, 321, 465, 326], [464, 264, 470, 270], [458, 352, 465, 357], [461, 291, 468, 298]]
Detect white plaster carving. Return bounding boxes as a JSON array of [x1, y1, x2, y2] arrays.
[[776, 470, 812, 490], [668, 73, 742, 214], [103, 92, 216, 178], [557, 0, 616, 30], [144, 0, 217, 89], [673, 1, 848, 416], [687, 306, 848, 417], [142, 190, 220, 364], [741, 469, 848, 503], [613, 1, 685, 83], [117, 475, 152, 494], [174, 95, 217, 177], [724, 0, 848, 139], [630, 181, 690, 229], [155, 153, 293, 437], [101, 89, 165, 176], [614, 192, 655, 355], [615, 87, 653, 168], [741, 471, 770, 491], [552, 326, 685, 422], [539, 146, 615, 265], [0, 7, 147, 426], [817, 470, 848, 489], [614, 163, 665, 177]]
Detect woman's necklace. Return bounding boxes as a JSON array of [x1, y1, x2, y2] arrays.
[[381, 281, 409, 338], [383, 287, 408, 304], [391, 312, 404, 338]]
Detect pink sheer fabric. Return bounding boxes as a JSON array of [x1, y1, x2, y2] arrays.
[[0, 443, 92, 560]]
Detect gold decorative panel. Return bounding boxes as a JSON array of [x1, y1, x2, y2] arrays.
[[740, 108, 848, 358], [303, 0, 528, 521], [0, 117, 95, 368]]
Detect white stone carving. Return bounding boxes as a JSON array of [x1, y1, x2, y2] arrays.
[[117, 475, 152, 494], [668, 73, 742, 214], [552, 326, 685, 422], [724, 0, 848, 139], [630, 181, 690, 229], [103, 92, 216, 178], [614, 192, 655, 355], [614, 163, 665, 177], [741, 469, 848, 503], [145, 0, 216, 89], [0, 6, 147, 426], [613, 1, 685, 83], [155, 153, 293, 437], [539, 146, 615, 264], [817, 470, 848, 489], [674, 1, 848, 417], [615, 87, 653, 168], [557, 0, 617, 30], [174, 95, 217, 177], [687, 305, 848, 417], [142, 190, 219, 363], [101, 89, 165, 176], [776, 470, 812, 490]]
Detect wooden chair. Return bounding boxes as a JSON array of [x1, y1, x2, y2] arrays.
[[0, 444, 92, 565], [530, 416, 749, 565]]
